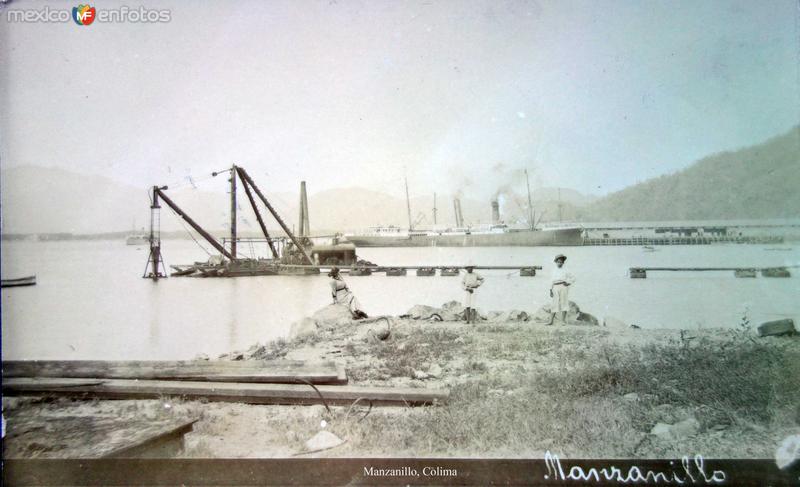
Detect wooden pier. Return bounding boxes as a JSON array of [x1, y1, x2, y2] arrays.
[[629, 266, 793, 278], [585, 235, 784, 246], [172, 263, 544, 278]]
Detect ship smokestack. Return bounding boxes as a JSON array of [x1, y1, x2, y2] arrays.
[[453, 198, 464, 227], [491, 200, 500, 224], [298, 181, 310, 237]]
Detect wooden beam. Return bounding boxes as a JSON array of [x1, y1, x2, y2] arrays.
[[2, 360, 348, 385], [3, 378, 449, 407], [3, 413, 197, 459]]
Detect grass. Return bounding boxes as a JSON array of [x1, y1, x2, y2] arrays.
[[317, 324, 800, 458], [7, 316, 798, 459]]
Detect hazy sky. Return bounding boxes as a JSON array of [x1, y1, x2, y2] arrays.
[[1, 0, 798, 201]]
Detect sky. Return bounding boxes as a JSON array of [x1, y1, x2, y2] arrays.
[[1, 0, 798, 201]]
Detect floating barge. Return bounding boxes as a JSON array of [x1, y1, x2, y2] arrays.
[[143, 165, 540, 279]]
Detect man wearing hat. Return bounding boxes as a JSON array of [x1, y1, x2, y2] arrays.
[[328, 266, 368, 320], [461, 265, 485, 324], [548, 254, 575, 326]]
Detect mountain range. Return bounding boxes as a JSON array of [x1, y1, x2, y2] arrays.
[[1, 125, 797, 236]]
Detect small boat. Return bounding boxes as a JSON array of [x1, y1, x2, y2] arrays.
[[1, 275, 36, 288], [125, 234, 149, 246], [642, 245, 659, 252]]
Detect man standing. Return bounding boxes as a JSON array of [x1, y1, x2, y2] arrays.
[[548, 254, 575, 325], [461, 266, 485, 324]]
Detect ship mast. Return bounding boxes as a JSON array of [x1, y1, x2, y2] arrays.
[[433, 192, 437, 226], [557, 188, 563, 223], [405, 175, 413, 231], [525, 169, 534, 230]]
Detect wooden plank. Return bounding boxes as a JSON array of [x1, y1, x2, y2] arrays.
[[3, 378, 449, 406], [2, 360, 347, 385], [3, 414, 198, 459]]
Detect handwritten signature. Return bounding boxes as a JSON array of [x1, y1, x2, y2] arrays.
[[544, 451, 726, 484]]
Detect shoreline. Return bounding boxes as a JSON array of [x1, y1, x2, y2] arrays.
[[3, 304, 799, 459]]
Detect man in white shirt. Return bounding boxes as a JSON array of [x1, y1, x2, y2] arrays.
[[461, 266, 485, 324], [548, 254, 575, 325]]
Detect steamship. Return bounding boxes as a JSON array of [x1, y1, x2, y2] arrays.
[[344, 224, 583, 247], [345, 198, 584, 247]]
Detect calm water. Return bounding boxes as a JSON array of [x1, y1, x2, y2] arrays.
[[2, 240, 798, 360]]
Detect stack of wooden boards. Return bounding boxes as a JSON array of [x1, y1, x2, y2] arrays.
[[2, 360, 449, 406]]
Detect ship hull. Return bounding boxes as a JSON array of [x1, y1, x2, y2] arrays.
[[345, 228, 584, 247]]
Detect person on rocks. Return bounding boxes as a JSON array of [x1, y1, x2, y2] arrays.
[[547, 254, 575, 325], [329, 266, 368, 319], [461, 266, 485, 324]]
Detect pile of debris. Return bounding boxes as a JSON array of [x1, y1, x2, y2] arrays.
[[401, 300, 600, 326]]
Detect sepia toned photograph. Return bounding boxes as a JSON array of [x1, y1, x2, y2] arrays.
[[1, 0, 799, 485]]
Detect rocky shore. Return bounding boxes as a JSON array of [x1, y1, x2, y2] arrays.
[[4, 303, 799, 460]]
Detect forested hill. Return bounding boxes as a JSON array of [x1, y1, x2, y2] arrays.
[[579, 126, 800, 222]]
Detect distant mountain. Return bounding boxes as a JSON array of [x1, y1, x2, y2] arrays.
[[9, 124, 793, 237], [0, 166, 296, 235], [579, 126, 800, 222], [0, 164, 593, 235]]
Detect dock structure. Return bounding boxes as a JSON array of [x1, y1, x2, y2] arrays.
[[585, 235, 784, 246], [629, 266, 793, 279], [171, 263, 544, 278]]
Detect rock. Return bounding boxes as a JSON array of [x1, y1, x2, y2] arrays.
[[532, 301, 583, 324], [757, 319, 796, 337], [288, 317, 316, 338], [775, 434, 800, 469], [428, 364, 443, 378], [413, 370, 429, 380], [651, 417, 700, 440], [441, 300, 466, 316], [651, 423, 672, 438], [246, 345, 269, 360], [531, 307, 553, 324], [194, 353, 210, 361], [311, 304, 354, 329], [623, 392, 640, 402], [490, 310, 530, 322], [304, 431, 344, 451], [573, 312, 600, 326], [405, 304, 442, 320], [603, 316, 627, 328]]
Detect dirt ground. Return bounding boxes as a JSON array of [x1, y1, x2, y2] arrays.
[[3, 309, 799, 459]]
